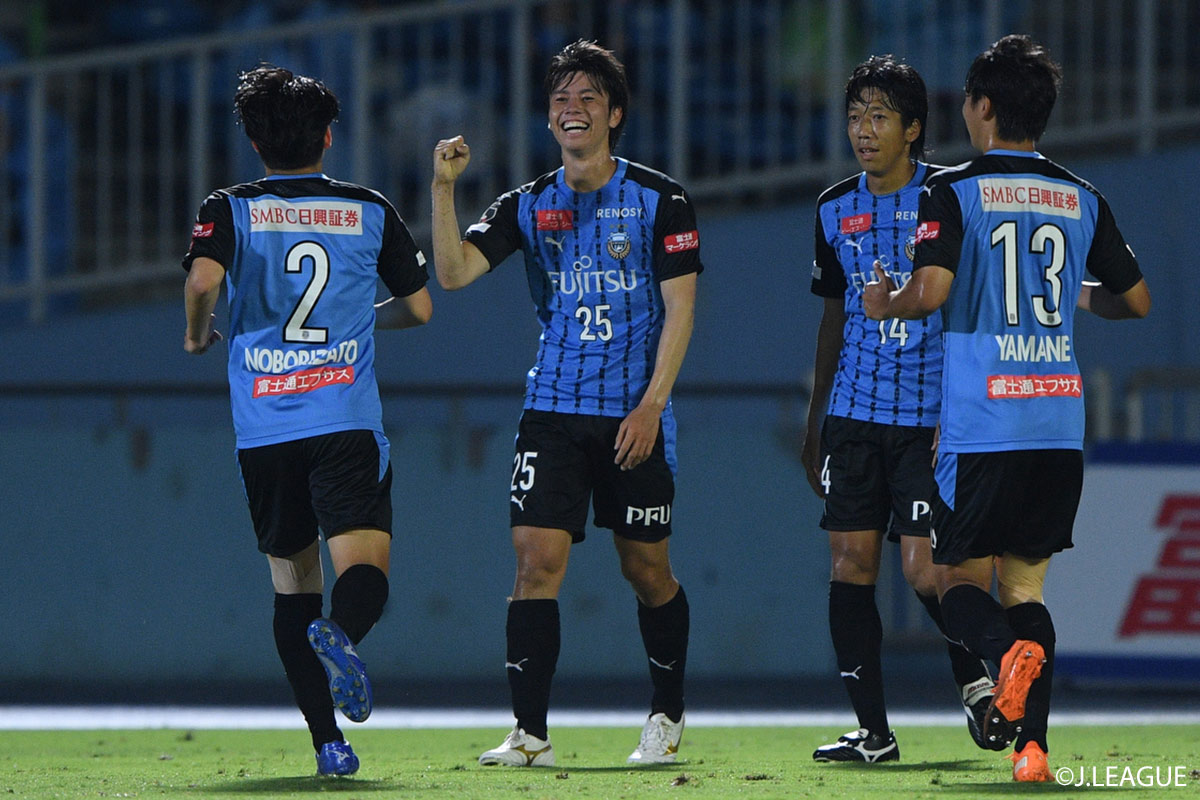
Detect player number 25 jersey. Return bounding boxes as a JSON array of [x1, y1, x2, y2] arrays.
[[465, 158, 703, 418]]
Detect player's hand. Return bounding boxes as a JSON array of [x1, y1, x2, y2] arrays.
[[433, 136, 471, 184], [862, 261, 896, 320], [614, 403, 661, 471], [800, 425, 825, 498], [184, 321, 222, 355]]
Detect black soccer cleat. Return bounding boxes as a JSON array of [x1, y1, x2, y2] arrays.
[[962, 676, 1016, 751], [812, 728, 899, 763]]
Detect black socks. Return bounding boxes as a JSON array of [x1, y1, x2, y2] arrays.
[[637, 585, 689, 722], [506, 599, 561, 741], [829, 581, 888, 735]]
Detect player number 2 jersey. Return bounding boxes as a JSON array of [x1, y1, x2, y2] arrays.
[[914, 150, 1142, 452], [465, 158, 703, 417], [182, 174, 428, 449]]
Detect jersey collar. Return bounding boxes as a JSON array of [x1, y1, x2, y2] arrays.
[[262, 172, 328, 181], [856, 160, 927, 197], [556, 157, 628, 194], [983, 149, 1045, 160]]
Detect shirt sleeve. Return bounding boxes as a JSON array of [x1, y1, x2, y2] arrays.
[[810, 210, 846, 298], [1086, 195, 1143, 295], [913, 178, 964, 275], [464, 189, 523, 270], [181, 191, 235, 272], [651, 186, 703, 282], [377, 202, 430, 298]]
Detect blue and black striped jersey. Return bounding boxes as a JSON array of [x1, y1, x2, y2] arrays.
[[812, 162, 941, 427], [465, 158, 703, 418], [182, 173, 428, 449], [914, 150, 1142, 452]]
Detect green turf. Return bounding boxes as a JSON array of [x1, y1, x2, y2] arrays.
[[1, 725, 1197, 799]]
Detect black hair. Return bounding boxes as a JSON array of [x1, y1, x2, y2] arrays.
[[965, 34, 1062, 143], [544, 39, 630, 150], [234, 65, 340, 170], [844, 55, 928, 162]]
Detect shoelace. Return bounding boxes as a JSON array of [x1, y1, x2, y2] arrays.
[[639, 720, 669, 751]]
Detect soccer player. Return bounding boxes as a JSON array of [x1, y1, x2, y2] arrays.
[[863, 35, 1150, 782], [430, 40, 700, 767], [182, 66, 432, 776], [805, 55, 1005, 764]]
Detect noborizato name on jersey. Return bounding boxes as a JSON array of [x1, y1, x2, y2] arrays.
[[245, 340, 360, 374], [994, 334, 1072, 363], [549, 269, 639, 301]]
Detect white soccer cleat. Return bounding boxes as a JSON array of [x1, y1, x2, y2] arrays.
[[478, 726, 555, 767], [627, 712, 685, 764]]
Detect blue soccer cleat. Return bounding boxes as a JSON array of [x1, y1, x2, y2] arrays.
[[307, 617, 373, 723], [316, 739, 359, 776]]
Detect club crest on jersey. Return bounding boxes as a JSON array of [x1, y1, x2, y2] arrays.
[[905, 232, 917, 262], [606, 227, 631, 259], [537, 209, 574, 231], [840, 213, 872, 234]]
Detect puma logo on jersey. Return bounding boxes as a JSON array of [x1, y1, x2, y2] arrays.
[[840, 665, 863, 680], [505, 658, 529, 672], [840, 237, 864, 254], [544, 235, 565, 253], [671, 193, 687, 203], [649, 657, 677, 671], [510, 494, 527, 511]]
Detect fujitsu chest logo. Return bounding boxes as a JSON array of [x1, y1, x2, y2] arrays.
[[548, 254, 638, 300], [1119, 495, 1200, 637]]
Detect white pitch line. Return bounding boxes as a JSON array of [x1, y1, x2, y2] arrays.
[[0, 707, 1194, 730]]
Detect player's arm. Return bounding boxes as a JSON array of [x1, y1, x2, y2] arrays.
[[183, 256, 225, 354], [375, 286, 433, 329], [1077, 279, 1150, 319], [862, 261, 953, 320], [801, 297, 844, 498], [614, 272, 696, 471], [431, 135, 491, 290]]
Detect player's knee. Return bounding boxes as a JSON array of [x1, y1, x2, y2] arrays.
[[268, 550, 324, 594], [514, 553, 567, 594], [829, 545, 879, 583], [996, 556, 1048, 608]]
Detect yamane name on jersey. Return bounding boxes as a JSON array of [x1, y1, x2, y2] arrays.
[[914, 150, 1142, 453], [465, 158, 703, 419], [183, 174, 428, 450], [812, 161, 942, 427]]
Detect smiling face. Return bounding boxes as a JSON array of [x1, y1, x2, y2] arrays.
[[847, 88, 920, 192], [548, 71, 623, 157]]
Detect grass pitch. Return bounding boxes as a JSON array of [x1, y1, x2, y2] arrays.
[[2, 725, 1198, 799]]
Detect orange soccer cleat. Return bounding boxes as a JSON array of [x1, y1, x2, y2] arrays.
[[1008, 741, 1051, 782]]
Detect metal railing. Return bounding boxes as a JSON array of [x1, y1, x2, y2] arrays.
[[0, 0, 1197, 321]]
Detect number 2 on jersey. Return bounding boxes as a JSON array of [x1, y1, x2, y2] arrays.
[[284, 241, 330, 343]]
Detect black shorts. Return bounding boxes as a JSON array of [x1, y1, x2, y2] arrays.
[[819, 415, 936, 541], [237, 429, 393, 558], [930, 449, 1082, 565], [510, 409, 675, 543]]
